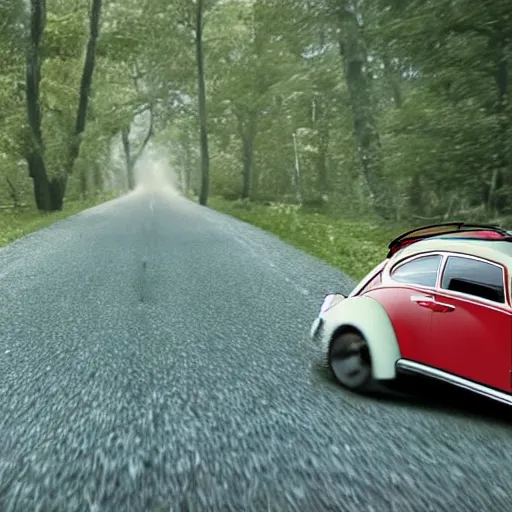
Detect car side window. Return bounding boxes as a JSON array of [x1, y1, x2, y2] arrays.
[[441, 256, 505, 303], [390, 254, 442, 287]]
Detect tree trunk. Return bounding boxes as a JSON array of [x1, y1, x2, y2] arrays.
[[183, 126, 192, 194], [121, 105, 153, 191], [48, 175, 67, 210], [122, 128, 135, 190], [27, 155, 50, 211], [25, 0, 102, 211], [408, 170, 424, 215], [238, 113, 257, 200], [292, 132, 302, 203], [487, 32, 510, 215], [316, 25, 329, 200], [317, 124, 329, 199], [241, 135, 254, 200], [26, 0, 53, 211], [337, 6, 390, 218], [80, 167, 87, 199], [68, 0, 102, 177], [313, 96, 329, 201], [195, 0, 210, 206], [124, 66, 154, 191], [92, 161, 103, 192], [6, 177, 20, 207]]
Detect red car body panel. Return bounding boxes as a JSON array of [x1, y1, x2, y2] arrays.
[[366, 285, 512, 393], [364, 286, 433, 361], [428, 292, 512, 392], [355, 225, 512, 394]]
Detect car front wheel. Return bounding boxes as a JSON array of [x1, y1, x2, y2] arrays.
[[328, 331, 373, 391]]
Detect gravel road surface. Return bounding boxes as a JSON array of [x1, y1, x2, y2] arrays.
[[1, 187, 511, 511]]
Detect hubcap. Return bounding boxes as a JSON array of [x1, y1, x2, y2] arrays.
[[329, 335, 371, 389]]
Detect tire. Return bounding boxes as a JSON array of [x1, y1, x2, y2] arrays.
[[328, 331, 373, 392]]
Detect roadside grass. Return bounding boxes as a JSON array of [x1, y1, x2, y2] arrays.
[[206, 196, 410, 280], [0, 191, 119, 248]]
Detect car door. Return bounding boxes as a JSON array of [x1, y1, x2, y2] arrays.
[[423, 255, 512, 392], [364, 253, 442, 360]]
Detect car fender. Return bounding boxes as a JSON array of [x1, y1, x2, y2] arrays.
[[321, 296, 401, 380]]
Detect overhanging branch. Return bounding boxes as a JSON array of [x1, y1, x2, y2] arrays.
[[133, 103, 154, 164]]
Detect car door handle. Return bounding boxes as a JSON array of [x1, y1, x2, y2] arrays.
[[430, 301, 455, 313], [410, 295, 454, 313], [410, 295, 434, 306]]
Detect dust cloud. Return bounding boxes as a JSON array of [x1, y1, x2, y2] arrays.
[[132, 146, 182, 200]]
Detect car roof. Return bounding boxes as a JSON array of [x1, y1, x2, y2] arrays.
[[389, 236, 512, 269], [386, 222, 510, 257]]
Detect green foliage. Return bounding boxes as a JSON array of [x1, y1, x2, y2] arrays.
[[43, 6, 88, 60], [1, 0, 512, 255], [208, 196, 406, 279], [0, 0, 160, 206], [0, 191, 118, 247]]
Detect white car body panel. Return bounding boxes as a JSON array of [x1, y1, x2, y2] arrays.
[[348, 260, 388, 298], [314, 296, 401, 380], [311, 225, 512, 392]]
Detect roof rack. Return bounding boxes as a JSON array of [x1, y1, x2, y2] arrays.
[[387, 222, 510, 258]]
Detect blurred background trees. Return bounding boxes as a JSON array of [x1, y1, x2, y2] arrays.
[[1, 0, 511, 221]]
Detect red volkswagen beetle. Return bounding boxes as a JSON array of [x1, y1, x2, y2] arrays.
[[310, 222, 512, 405]]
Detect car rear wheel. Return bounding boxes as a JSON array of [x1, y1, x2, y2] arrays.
[[328, 331, 373, 391]]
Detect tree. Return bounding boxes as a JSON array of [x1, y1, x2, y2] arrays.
[[25, 0, 103, 211], [207, 0, 285, 200], [374, 0, 512, 217], [25, 0, 51, 210], [170, 0, 221, 206], [195, 0, 210, 205], [4, 0, 512, 221], [121, 65, 155, 190]]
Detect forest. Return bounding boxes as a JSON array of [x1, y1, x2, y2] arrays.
[[1, 0, 512, 245]]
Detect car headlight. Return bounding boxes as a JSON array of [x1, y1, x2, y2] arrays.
[[320, 293, 346, 314]]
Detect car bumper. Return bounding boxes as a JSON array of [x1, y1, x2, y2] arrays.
[[310, 293, 346, 342], [310, 316, 324, 340]]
